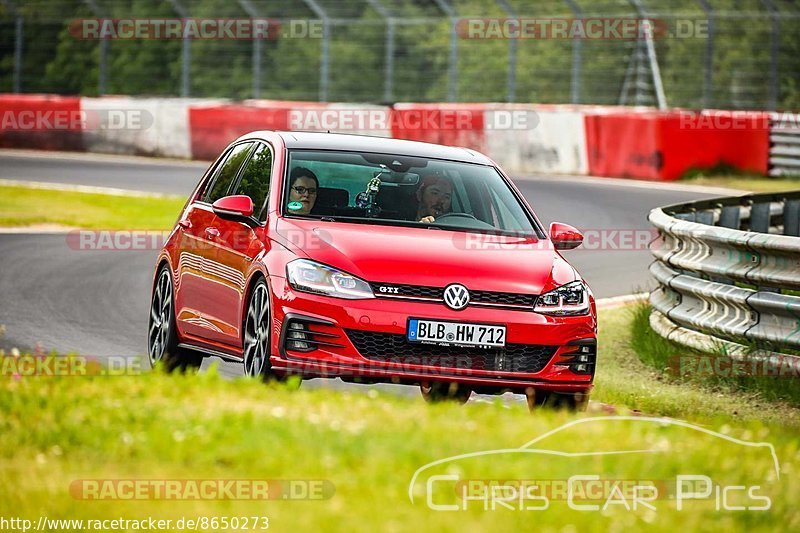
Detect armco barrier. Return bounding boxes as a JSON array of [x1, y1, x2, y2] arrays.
[[769, 112, 800, 177], [0, 94, 84, 151], [586, 110, 770, 181], [648, 190, 800, 362]]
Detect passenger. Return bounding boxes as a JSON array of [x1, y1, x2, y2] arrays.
[[287, 167, 319, 215], [415, 174, 453, 223]]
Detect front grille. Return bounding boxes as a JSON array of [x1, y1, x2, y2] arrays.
[[470, 290, 536, 307], [370, 283, 441, 300], [346, 330, 557, 373], [369, 282, 536, 309]]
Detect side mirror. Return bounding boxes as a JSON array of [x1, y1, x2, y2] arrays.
[[549, 222, 583, 250], [212, 195, 254, 220]]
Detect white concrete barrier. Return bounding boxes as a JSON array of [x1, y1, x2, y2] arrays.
[[484, 105, 588, 176], [80, 97, 215, 159]]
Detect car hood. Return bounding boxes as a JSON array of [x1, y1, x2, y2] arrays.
[[274, 219, 579, 295]]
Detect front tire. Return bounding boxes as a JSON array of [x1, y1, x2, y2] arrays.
[[242, 279, 275, 382], [147, 266, 202, 372], [527, 389, 589, 412], [420, 382, 472, 404]]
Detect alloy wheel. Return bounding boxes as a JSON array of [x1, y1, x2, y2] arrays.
[[148, 268, 172, 366], [243, 282, 270, 378]]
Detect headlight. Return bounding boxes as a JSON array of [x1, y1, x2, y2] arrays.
[[286, 259, 375, 300], [534, 281, 589, 316]]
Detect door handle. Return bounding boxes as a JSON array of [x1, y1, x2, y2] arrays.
[[178, 218, 192, 229], [205, 227, 220, 238]]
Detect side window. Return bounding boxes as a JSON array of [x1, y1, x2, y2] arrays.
[[234, 143, 273, 221], [203, 142, 254, 203]]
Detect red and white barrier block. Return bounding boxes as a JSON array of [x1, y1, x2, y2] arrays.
[[0, 94, 84, 151], [0, 93, 776, 183], [79, 96, 227, 159], [584, 109, 770, 181]]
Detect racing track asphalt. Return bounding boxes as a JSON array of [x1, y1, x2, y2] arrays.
[[0, 150, 731, 387]]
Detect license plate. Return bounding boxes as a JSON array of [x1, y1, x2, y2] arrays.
[[407, 318, 506, 348]]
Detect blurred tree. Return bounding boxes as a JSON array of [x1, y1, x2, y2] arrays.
[[0, 0, 794, 109]]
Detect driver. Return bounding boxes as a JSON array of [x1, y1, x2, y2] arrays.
[[415, 174, 453, 223]]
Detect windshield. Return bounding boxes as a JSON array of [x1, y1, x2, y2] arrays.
[[283, 150, 541, 236]]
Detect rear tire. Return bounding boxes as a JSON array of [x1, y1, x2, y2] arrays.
[[147, 266, 202, 372], [420, 382, 472, 404]]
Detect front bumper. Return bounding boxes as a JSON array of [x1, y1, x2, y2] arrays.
[[268, 277, 597, 393]]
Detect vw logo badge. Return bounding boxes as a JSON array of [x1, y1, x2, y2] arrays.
[[443, 284, 470, 310]]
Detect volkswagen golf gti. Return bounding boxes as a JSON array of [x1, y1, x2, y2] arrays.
[[147, 131, 597, 409]]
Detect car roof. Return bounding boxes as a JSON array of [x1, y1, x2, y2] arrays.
[[241, 131, 495, 165]]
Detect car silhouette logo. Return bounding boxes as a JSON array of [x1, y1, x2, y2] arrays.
[[408, 415, 781, 505], [443, 284, 470, 310]]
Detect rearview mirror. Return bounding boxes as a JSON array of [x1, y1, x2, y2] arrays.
[[549, 222, 583, 250], [212, 195, 254, 220]]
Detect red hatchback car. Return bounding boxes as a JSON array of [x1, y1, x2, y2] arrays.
[[148, 132, 596, 408]]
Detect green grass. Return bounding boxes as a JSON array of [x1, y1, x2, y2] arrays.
[[682, 176, 800, 193], [680, 167, 800, 193], [1, 307, 799, 530], [0, 184, 184, 230], [625, 303, 800, 411]]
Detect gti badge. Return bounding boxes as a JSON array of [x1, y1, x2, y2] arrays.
[[378, 286, 400, 294], [443, 284, 470, 310]]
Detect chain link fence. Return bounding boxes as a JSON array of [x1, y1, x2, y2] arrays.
[[0, 0, 798, 110]]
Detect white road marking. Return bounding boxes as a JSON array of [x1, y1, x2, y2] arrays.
[[0, 148, 209, 166], [518, 172, 750, 196], [0, 178, 182, 199], [595, 292, 649, 309]]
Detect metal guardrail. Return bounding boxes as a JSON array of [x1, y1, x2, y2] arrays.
[[648, 190, 800, 361], [769, 113, 800, 177]]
